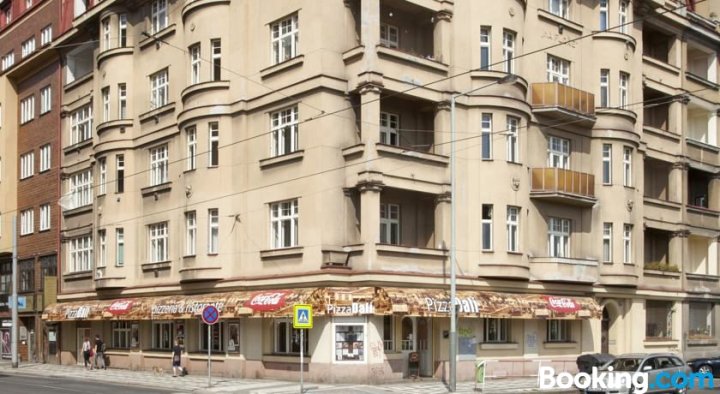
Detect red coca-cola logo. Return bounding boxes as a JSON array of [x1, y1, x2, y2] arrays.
[[107, 300, 134, 315], [544, 296, 580, 313], [244, 291, 290, 311]]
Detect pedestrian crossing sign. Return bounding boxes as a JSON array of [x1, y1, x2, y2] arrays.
[[293, 304, 313, 329]]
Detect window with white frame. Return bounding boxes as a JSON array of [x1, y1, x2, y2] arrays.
[[274, 319, 308, 354], [270, 199, 298, 249], [148, 222, 168, 263], [189, 44, 201, 84], [619, 72, 629, 108], [150, 69, 168, 109], [380, 203, 400, 245], [116, 154, 125, 193], [484, 318, 509, 343], [208, 208, 219, 254], [152, 321, 174, 350], [599, 0, 608, 30], [506, 116, 519, 163], [41, 25, 53, 46], [185, 211, 196, 256], [622, 146, 632, 187], [270, 106, 298, 156], [211, 39, 221, 81], [1, 52, 14, 71], [98, 229, 107, 267], [599, 69, 609, 107], [335, 324, 365, 362], [116, 228, 124, 267], [21, 37, 35, 58], [502, 30, 515, 74], [549, 0, 569, 18], [547, 55, 570, 84], [101, 87, 110, 122], [380, 112, 400, 146], [118, 14, 127, 47], [98, 157, 107, 195], [186, 127, 197, 170], [112, 322, 132, 349], [271, 14, 298, 65], [618, 1, 628, 34], [480, 27, 491, 70], [602, 144, 612, 184], [68, 235, 92, 272], [40, 204, 51, 231], [20, 152, 34, 179], [40, 85, 52, 114], [481, 113, 492, 160], [547, 136, 570, 169], [70, 104, 92, 145], [150, 0, 168, 34], [548, 217, 570, 258], [380, 23, 399, 48], [68, 170, 92, 209], [149, 145, 168, 186], [102, 17, 111, 50], [200, 322, 224, 352], [547, 320, 571, 342], [118, 83, 127, 118], [3, 8, 11, 25], [482, 204, 493, 251], [623, 224, 632, 264], [208, 122, 219, 167], [507, 206, 519, 252], [20, 209, 34, 235], [20, 96, 35, 124], [602, 223, 613, 263]]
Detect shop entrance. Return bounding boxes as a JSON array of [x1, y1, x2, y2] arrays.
[[77, 327, 90, 365], [400, 316, 433, 377]]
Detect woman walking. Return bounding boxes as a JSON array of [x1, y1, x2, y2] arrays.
[[171, 340, 182, 377], [82, 337, 92, 370]]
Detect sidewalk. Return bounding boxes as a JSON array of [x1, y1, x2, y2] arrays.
[[0, 362, 575, 394]]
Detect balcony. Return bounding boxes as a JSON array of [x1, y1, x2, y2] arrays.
[[530, 83, 595, 125], [529, 256, 599, 284], [530, 168, 596, 206]]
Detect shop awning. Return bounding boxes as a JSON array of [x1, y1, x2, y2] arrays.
[[42, 287, 601, 322]]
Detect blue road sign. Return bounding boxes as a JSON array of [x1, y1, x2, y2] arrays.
[[201, 305, 219, 325], [293, 304, 313, 329]]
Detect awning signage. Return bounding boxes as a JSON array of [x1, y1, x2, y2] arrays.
[[107, 300, 134, 316], [544, 296, 581, 313], [244, 291, 290, 312]]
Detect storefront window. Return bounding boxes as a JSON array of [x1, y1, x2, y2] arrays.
[[383, 316, 394, 351], [152, 321, 174, 350], [200, 322, 223, 352], [131, 323, 139, 348], [547, 320, 571, 342], [689, 303, 714, 340], [645, 301, 673, 340], [484, 319, 509, 343], [401, 317, 414, 351], [274, 319, 307, 354], [335, 324, 364, 362], [227, 323, 240, 353], [112, 321, 132, 349], [458, 324, 476, 355]]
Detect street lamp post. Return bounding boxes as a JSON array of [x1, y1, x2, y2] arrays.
[[448, 73, 517, 392]]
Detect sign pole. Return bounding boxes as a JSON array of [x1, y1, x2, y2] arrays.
[[11, 215, 18, 368], [200, 305, 219, 388], [300, 329, 304, 393], [207, 324, 211, 388]]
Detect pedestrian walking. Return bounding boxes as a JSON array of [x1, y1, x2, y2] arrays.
[[172, 340, 182, 377], [82, 336, 93, 370], [94, 335, 106, 370]]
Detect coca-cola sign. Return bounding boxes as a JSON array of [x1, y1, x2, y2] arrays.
[[544, 296, 580, 313], [244, 291, 290, 311], [107, 300, 134, 315]]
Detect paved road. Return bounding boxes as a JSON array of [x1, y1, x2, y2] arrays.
[[0, 372, 176, 394]]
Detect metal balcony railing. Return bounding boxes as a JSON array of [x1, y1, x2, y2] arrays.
[[531, 82, 595, 116], [531, 168, 595, 198]]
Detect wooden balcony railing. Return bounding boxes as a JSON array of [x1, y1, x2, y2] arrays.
[[531, 168, 595, 198], [531, 82, 595, 116]]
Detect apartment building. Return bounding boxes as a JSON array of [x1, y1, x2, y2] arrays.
[[32, 0, 720, 383]]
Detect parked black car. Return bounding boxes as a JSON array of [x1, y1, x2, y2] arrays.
[[687, 356, 720, 377], [576, 353, 616, 374]]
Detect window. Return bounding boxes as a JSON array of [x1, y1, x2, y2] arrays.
[[20, 96, 35, 124], [599, 69, 609, 107], [21, 37, 35, 58], [102, 17, 111, 50], [40, 85, 52, 114], [1, 52, 14, 71], [118, 14, 127, 47], [618, 1, 628, 34], [619, 72, 629, 108], [689, 303, 714, 340], [68, 170, 92, 209], [380, 203, 400, 245], [211, 39, 221, 81], [547, 320, 571, 342], [112, 322, 132, 349], [274, 319, 308, 354], [227, 323, 240, 352], [507, 206, 519, 252], [208, 209, 219, 254], [185, 211, 196, 256], [98, 229, 107, 267], [548, 217, 570, 258], [200, 322, 223, 352], [149, 145, 168, 186], [208, 122, 219, 167], [98, 157, 107, 195], [70, 104, 92, 145], [623, 224, 632, 264], [19, 260, 34, 292], [549, 0, 569, 18], [116, 154, 125, 193], [380, 23, 399, 49], [20, 152, 34, 179], [152, 321, 174, 350], [602, 223, 613, 263], [40, 204, 51, 231], [506, 116, 519, 163], [502, 30, 515, 74], [599, 0, 608, 30], [3, 8, 11, 25], [186, 127, 197, 170], [270, 199, 298, 249], [150, 0, 168, 34], [481, 113, 492, 159], [270, 106, 298, 156], [41, 25, 53, 46], [101, 87, 110, 122], [0, 262, 10, 294], [115, 228, 124, 267], [150, 69, 168, 109], [547, 55, 570, 84], [484, 319, 509, 343], [118, 83, 127, 118], [383, 316, 394, 351], [547, 136, 570, 169], [480, 27, 491, 70], [645, 300, 673, 340], [335, 324, 365, 362], [622, 146, 632, 187], [68, 235, 92, 272], [482, 204, 493, 251], [148, 222, 168, 263], [25, 0, 32, 9], [602, 144, 612, 184], [189, 44, 201, 84], [271, 14, 298, 64], [20, 209, 34, 235], [380, 112, 400, 146], [39, 255, 57, 290]]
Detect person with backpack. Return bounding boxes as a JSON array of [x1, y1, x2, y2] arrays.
[[94, 335, 106, 370]]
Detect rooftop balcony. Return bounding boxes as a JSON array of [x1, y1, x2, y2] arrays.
[[531, 83, 596, 126], [530, 168, 596, 206]]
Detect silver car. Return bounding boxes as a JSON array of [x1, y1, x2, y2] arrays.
[[584, 353, 693, 394]]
